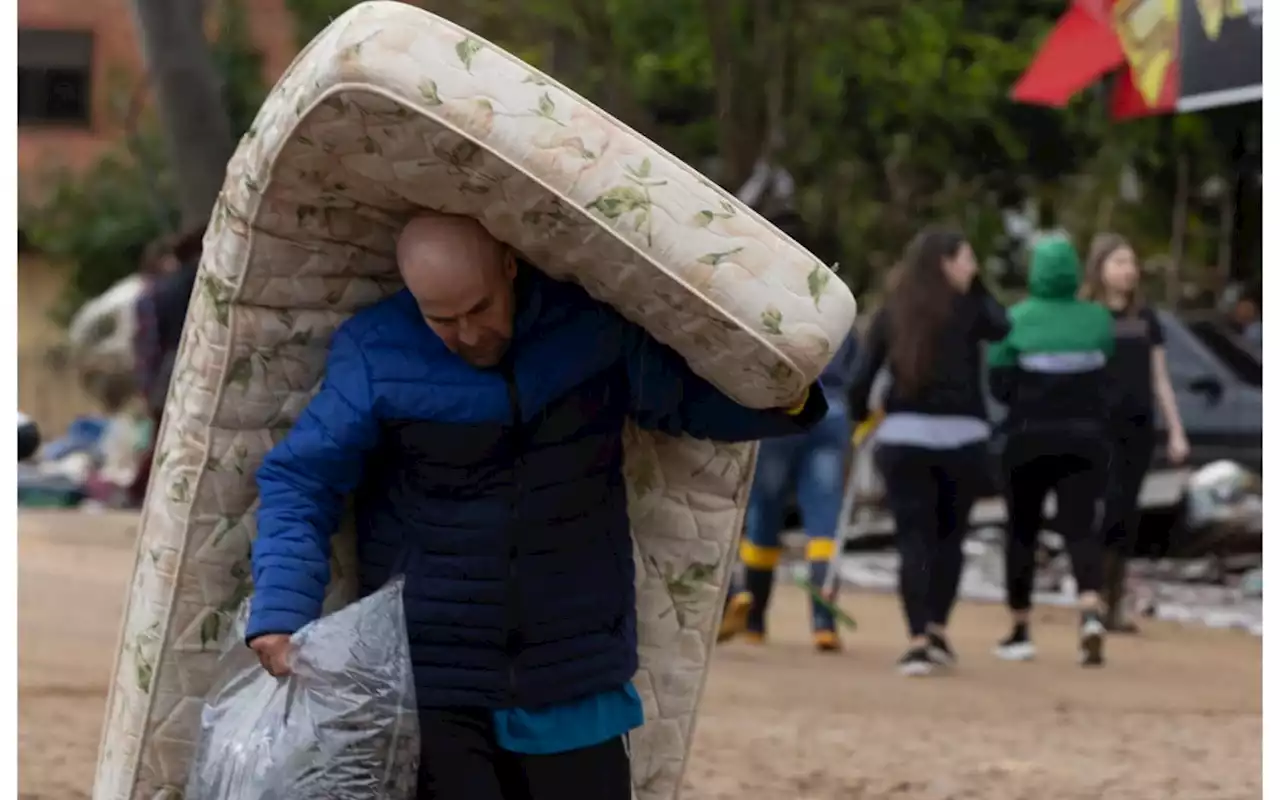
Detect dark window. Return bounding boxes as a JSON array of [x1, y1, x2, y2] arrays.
[[18, 29, 93, 126], [1187, 320, 1262, 387]]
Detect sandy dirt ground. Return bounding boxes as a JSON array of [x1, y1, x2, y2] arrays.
[[19, 511, 1262, 800]]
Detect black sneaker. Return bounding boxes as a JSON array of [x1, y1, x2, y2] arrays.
[[897, 646, 937, 677], [927, 631, 957, 667], [1079, 612, 1106, 667], [992, 624, 1036, 662]]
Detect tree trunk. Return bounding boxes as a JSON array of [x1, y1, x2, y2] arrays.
[[566, 0, 653, 135], [703, 0, 749, 187], [1166, 153, 1190, 310], [130, 0, 235, 227], [1216, 173, 1236, 293]]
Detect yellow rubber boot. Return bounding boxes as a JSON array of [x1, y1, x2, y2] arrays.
[[813, 629, 843, 653], [717, 591, 754, 643]]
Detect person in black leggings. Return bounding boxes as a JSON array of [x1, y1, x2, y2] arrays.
[[988, 236, 1115, 667], [1080, 233, 1189, 632], [847, 227, 1008, 676]]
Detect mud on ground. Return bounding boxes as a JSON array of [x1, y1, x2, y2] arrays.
[[18, 511, 1261, 800]]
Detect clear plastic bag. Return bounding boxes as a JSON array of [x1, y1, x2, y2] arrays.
[[187, 577, 420, 800]]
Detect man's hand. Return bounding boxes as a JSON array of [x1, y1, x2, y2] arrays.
[[783, 387, 810, 416], [249, 634, 295, 677]]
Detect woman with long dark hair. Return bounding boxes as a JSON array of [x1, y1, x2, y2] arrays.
[[848, 227, 1009, 676], [1080, 233, 1188, 632], [988, 236, 1115, 667]]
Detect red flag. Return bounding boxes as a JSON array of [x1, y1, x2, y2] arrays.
[[1011, 3, 1127, 106], [1110, 59, 1179, 119]]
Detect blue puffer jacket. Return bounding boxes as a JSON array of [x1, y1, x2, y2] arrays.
[[247, 267, 828, 710]]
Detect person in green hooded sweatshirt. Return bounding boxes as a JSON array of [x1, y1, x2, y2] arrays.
[[987, 235, 1115, 668]]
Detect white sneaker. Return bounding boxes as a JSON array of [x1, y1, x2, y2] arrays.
[[1079, 614, 1106, 667], [993, 627, 1036, 661], [897, 646, 937, 677]]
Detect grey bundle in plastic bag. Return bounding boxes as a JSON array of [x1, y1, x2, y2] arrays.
[[187, 577, 420, 800]]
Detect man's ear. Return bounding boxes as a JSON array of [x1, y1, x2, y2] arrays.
[[503, 250, 518, 279]]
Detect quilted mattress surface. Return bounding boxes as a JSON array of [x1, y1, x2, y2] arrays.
[[92, 3, 856, 799]]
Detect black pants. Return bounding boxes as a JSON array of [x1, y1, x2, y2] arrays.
[[1101, 421, 1155, 555], [1099, 420, 1155, 620], [1003, 430, 1109, 611], [876, 442, 985, 638], [417, 709, 631, 800]]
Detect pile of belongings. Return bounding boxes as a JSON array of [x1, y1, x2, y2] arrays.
[[18, 411, 153, 509]]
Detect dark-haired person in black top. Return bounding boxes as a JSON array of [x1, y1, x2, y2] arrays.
[[847, 228, 1009, 676], [130, 222, 207, 507], [1080, 233, 1188, 633]]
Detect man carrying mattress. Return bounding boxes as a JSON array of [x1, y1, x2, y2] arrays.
[[245, 213, 829, 800]]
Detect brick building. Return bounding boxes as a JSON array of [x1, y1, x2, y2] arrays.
[[16, 0, 299, 431], [17, 0, 298, 180]]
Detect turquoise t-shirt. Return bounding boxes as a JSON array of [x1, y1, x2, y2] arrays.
[[492, 682, 644, 755]]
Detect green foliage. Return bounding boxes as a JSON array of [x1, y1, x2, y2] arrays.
[[21, 0, 266, 324], [26, 0, 1253, 325], [21, 134, 181, 323], [268, 0, 1260, 293], [211, 0, 267, 138], [285, 0, 364, 45]]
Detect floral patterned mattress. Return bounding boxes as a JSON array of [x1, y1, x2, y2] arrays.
[[91, 3, 856, 799]]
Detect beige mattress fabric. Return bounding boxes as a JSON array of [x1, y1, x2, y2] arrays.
[[92, 3, 856, 799]]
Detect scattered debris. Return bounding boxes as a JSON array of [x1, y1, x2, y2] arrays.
[[18, 412, 153, 510]]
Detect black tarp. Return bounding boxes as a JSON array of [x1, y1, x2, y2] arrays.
[[1178, 0, 1262, 111]]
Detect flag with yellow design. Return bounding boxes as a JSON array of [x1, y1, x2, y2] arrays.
[[1113, 0, 1181, 108]]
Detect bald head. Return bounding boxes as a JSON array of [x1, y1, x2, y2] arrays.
[[398, 214, 507, 283], [397, 213, 519, 368]]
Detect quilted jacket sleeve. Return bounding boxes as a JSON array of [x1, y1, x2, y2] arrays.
[[622, 322, 828, 442], [246, 326, 379, 640]]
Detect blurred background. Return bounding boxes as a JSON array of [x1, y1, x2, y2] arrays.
[[16, 1, 1262, 436], [14, 1, 1264, 798]]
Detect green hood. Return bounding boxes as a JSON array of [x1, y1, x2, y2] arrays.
[[1027, 236, 1082, 300]]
